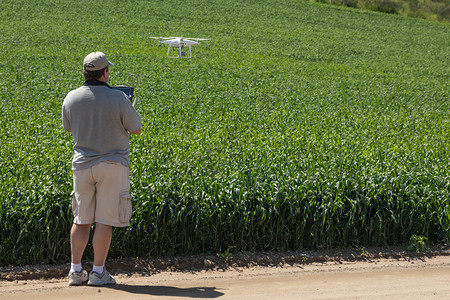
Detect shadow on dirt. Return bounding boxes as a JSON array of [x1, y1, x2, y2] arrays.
[[108, 284, 224, 298]]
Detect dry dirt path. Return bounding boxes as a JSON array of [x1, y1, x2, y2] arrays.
[[1, 255, 450, 299]]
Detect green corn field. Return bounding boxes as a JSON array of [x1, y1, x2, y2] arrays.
[[0, 0, 449, 266]]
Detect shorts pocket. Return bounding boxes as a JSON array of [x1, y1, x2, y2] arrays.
[[119, 193, 132, 223], [71, 191, 78, 218]]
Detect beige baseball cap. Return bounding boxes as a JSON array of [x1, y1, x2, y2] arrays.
[[83, 52, 114, 71]]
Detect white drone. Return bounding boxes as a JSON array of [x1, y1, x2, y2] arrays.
[[150, 36, 209, 58]]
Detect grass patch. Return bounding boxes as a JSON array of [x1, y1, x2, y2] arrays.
[[0, 0, 449, 265]]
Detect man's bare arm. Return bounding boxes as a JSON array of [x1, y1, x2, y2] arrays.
[[130, 128, 141, 135]]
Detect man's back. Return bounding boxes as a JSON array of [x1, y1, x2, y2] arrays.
[[62, 82, 141, 170]]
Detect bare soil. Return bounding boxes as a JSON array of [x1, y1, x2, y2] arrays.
[[1, 246, 450, 299]]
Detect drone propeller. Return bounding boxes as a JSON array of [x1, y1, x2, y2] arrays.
[[184, 38, 210, 41], [150, 36, 176, 40], [151, 36, 209, 42]]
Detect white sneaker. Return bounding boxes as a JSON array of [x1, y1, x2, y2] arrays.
[[68, 270, 88, 286], [87, 270, 116, 286]]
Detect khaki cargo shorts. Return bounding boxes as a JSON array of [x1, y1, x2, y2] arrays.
[[72, 161, 132, 227]]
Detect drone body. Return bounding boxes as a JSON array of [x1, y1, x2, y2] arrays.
[[150, 36, 209, 58]]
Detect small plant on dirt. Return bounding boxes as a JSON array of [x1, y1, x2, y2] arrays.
[[217, 246, 235, 261], [358, 247, 368, 258], [407, 235, 428, 252]]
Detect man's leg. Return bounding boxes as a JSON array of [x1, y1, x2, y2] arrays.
[[87, 162, 127, 285], [92, 222, 113, 268], [70, 223, 91, 264], [87, 222, 116, 285]]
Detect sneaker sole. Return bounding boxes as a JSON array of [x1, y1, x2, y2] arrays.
[[87, 275, 116, 286], [69, 280, 88, 286], [87, 280, 116, 286]]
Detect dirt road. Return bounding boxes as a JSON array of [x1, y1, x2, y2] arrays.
[[1, 255, 449, 299]]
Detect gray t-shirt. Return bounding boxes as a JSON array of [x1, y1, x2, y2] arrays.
[[62, 81, 142, 170]]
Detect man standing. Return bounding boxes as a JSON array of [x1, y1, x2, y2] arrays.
[[62, 52, 142, 286]]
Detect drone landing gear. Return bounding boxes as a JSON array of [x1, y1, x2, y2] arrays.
[[167, 45, 192, 59]]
